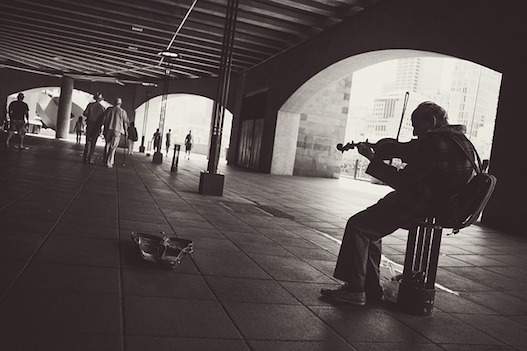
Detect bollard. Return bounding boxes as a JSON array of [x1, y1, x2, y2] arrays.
[[171, 144, 180, 172]]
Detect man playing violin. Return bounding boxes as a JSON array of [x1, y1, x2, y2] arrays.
[[321, 101, 475, 305]]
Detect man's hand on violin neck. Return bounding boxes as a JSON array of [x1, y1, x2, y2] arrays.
[[357, 142, 374, 160]]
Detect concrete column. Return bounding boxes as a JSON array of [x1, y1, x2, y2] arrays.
[[56, 76, 74, 139], [270, 111, 300, 175]]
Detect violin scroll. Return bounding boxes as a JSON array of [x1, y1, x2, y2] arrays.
[[336, 140, 372, 153], [337, 137, 415, 159], [336, 142, 358, 152]]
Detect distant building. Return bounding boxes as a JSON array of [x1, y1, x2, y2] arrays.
[[363, 58, 501, 159], [449, 61, 501, 143]]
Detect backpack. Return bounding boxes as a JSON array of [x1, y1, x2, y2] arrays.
[[436, 135, 497, 234]]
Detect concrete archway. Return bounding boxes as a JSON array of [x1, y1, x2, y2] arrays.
[[134, 93, 232, 157], [5, 87, 106, 133], [271, 49, 497, 177]]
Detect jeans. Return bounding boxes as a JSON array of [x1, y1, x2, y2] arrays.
[[334, 218, 383, 294], [104, 130, 122, 167], [83, 124, 101, 162]]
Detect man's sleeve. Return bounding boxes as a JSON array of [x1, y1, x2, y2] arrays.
[[102, 109, 109, 130], [123, 110, 129, 132], [83, 103, 91, 118], [366, 160, 401, 189], [96, 105, 106, 122]]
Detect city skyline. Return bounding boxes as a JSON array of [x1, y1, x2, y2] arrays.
[[345, 57, 501, 160]]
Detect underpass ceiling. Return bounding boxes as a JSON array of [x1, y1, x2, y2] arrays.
[[0, 0, 383, 85]]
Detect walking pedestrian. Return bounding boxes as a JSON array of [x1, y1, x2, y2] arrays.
[[102, 97, 129, 168], [127, 121, 138, 155], [74, 116, 85, 145], [165, 129, 172, 156], [184, 130, 193, 159], [152, 128, 161, 152], [82, 92, 106, 164], [5, 93, 29, 149]]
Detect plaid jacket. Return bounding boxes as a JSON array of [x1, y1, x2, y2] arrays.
[[349, 125, 475, 237]]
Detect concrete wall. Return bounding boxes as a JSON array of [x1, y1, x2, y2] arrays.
[[293, 76, 351, 178]]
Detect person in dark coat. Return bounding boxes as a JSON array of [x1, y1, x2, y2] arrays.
[[82, 92, 106, 164], [321, 101, 475, 305], [5, 93, 29, 149], [127, 121, 138, 155]]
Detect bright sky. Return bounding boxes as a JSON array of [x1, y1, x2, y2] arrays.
[[349, 57, 457, 108], [350, 60, 397, 104]]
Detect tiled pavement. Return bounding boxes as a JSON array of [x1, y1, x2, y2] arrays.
[[1, 134, 526, 351]]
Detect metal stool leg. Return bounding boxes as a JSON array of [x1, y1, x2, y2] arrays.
[[425, 225, 443, 289], [398, 218, 441, 315]]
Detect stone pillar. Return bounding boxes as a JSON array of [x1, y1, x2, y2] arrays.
[[270, 111, 300, 175], [292, 76, 351, 178], [56, 76, 74, 139]]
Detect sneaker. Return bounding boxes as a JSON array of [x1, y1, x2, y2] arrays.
[[320, 285, 366, 306]]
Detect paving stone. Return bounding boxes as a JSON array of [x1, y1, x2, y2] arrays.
[[224, 302, 343, 341], [247, 253, 335, 283], [122, 269, 215, 300], [205, 276, 300, 304], [124, 296, 241, 338], [0, 230, 46, 260], [0, 332, 122, 351], [249, 340, 355, 351], [312, 306, 428, 343], [463, 291, 527, 315], [352, 343, 444, 351], [0, 291, 121, 334], [126, 336, 250, 351], [12, 262, 119, 294], [33, 235, 120, 267], [193, 248, 272, 279], [389, 312, 503, 345], [52, 222, 119, 240], [453, 314, 527, 347], [0, 259, 27, 298]]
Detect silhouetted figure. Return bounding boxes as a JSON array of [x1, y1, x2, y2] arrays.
[[102, 97, 129, 168], [127, 121, 138, 155], [5, 93, 29, 149], [82, 92, 106, 164], [185, 130, 193, 159], [321, 101, 475, 306], [74, 116, 85, 145], [152, 128, 161, 152], [165, 129, 172, 156]]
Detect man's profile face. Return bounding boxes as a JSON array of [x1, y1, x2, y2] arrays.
[[411, 114, 434, 138]]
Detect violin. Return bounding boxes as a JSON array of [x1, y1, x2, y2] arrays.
[[336, 138, 416, 160]]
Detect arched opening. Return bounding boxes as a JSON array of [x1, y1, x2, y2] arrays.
[[3, 87, 109, 138], [273, 50, 501, 179], [134, 94, 232, 159]]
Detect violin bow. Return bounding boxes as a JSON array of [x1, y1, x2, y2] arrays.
[[395, 91, 410, 142]]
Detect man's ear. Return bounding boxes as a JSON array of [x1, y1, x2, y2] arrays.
[[430, 115, 437, 129]]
